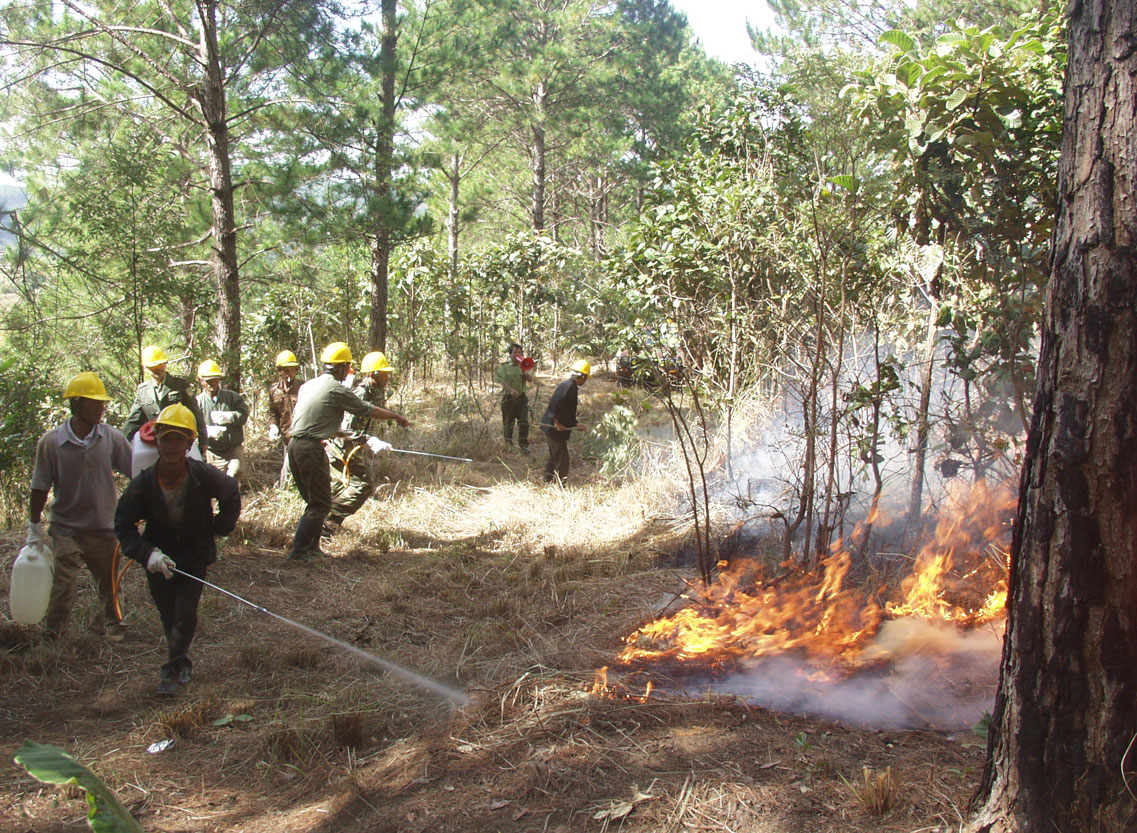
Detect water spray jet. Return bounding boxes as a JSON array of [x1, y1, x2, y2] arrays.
[[173, 568, 469, 705]]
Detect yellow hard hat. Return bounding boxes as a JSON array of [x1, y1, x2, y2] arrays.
[[63, 371, 111, 401], [360, 351, 393, 373], [198, 359, 222, 379], [141, 345, 168, 368], [320, 341, 353, 364], [570, 359, 591, 378], [155, 403, 197, 439], [275, 350, 300, 367]]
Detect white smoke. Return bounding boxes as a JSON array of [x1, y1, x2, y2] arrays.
[[705, 618, 1003, 730]]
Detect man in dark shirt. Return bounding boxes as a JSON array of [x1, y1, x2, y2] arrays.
[[115, 404, 239, 694], [286, 342, 410, 561], [540, 360, 590, 485], [268, 350, 302, 486]]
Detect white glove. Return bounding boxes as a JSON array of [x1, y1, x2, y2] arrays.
[[268, 424, 281, 441], [210, 410, 235, 425], [147, 549, 176, 579], [26, 519, 46, 546], [366, 436, 392, 454], [206, 424, 225, 439]]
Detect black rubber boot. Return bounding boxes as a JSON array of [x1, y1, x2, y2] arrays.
[[288, 516, 324, 560]]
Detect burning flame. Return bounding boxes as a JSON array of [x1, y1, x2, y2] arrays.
[[614, 480, 1015, 676]]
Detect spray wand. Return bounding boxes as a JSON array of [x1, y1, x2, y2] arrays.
[[389, 448, 472, 463], [172, 568, 468, 704]]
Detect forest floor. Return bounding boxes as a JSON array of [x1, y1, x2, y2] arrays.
[[0, 372, 989, 833]]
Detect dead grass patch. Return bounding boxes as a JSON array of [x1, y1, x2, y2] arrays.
[[847, 765, 900, 815], [155, 695, 221, 739]]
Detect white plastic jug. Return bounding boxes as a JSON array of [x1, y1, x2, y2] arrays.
[[9, 541, 54, 625]]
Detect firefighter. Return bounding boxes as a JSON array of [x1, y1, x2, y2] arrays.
[[123, 345, 208, 455], [322, 350, 404, 537], [28, 372, 133, 641], [115, 404, 240, 694], [196, 360, 249, 484], [286, 342, 410, 561], [541, 360, 589, 484], [268, 350, 302, 486], [495, 342, 535, 453]]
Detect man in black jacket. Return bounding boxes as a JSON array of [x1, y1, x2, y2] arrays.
[[115, 404, 239, 694], [123, 345, 208, 455], [540, 360, 590, 484]]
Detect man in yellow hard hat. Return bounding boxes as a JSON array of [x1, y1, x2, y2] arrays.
[[28, 372, 133, 641], [123, 345, 209, 456], [196, 360, 249, 484], [115, 404, 240, 694], [268, 350, 302, 485], [322, 351, 406, 538], [286, 342, 410, 561], [540, 360, 590, 485]]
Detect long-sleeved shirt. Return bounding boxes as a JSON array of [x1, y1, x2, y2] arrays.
[[290, 373, 375, 441], [115, 458, 240, 570], [541, 377, 580, 437], [123, 373, 208, 448], [196, 387, 249, 454], [268, 376, 301, 441]]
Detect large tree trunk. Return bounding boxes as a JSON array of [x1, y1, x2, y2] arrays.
[[367, 0, 398, 352], [969, 1, 1137, 830], [195, 0, 241, 386]]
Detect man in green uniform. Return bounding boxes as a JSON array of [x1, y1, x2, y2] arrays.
[[123, 345, 208, 456], [323, 351, 403, 537], [495, 342, 535, 453], [196, 359, 249, 484], [286, 342, 410, 561]]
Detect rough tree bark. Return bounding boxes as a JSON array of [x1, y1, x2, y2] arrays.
[[969, 1, 1137, 830], [367, 0, 398, 352], [192, 0, 241, 387]]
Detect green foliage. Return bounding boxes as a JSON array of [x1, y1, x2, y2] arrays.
[[13, 741, 142, 833], [580, 405, 641, 474], [844, 10, 1062, 456], [0, 352, 59, 524]]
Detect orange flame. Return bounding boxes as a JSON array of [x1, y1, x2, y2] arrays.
[[612, 481, 1015, 677]]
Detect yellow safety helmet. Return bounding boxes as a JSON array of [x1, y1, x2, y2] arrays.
[[360, 351, 393, 373], [155, 403, 198, 439], [570, 359, 591, 378], [63, 371, 111, 401], [141, 345, 168, 368], [198, 359, 222, 379], [320, 341, 353, 365], [275, 350, 300, 368]]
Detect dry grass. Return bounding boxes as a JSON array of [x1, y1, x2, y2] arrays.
[[848, 765, 900, 815], [155, 695, 221, 739], [0, 374, 989, 833]]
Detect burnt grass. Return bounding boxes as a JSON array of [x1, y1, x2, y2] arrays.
[[0, 379, 988, 833]]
